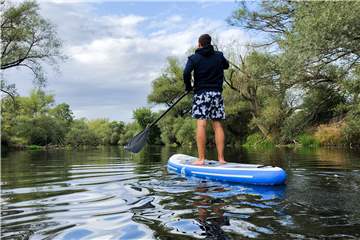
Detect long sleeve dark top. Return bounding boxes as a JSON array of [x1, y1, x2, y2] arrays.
[[183, 45, 229, 93]]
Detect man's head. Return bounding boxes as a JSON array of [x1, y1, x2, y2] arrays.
[[198, 34, 211, 48]]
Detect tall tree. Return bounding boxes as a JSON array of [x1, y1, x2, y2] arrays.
[[228, 1, 360, 143], [148, 57, 192, 117], [225, 51, 290, 141], [1, 0, 64, 97], [229, 1, 360, 72]]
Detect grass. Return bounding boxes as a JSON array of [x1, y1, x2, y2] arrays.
[[25, 145, 44, 150], [296, 133, 320, 148], [243, 133, 275, 149], [314, 122, 344, 146]]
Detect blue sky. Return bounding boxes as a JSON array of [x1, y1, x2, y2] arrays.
[[5, 1, 254, 122], [95, 2, 238, 19]]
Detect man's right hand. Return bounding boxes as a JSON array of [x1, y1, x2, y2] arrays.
[[185, 85, 193, 93]]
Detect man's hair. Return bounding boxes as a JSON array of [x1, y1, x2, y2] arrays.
[[198, 34, 211, 47]]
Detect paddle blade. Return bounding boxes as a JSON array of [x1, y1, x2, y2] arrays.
[[124, 128, 149, 153]]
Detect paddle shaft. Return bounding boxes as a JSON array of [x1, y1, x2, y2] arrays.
[[147, 91, 189, 129]]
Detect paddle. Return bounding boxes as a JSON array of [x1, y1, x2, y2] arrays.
[[125, 91, 190, 153]]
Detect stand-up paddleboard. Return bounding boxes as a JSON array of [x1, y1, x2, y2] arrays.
[[167, 154, 287, 185]]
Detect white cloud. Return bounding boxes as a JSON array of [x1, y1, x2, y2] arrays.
[[101, 15, 146, 37], [167, 15, 183, 23]]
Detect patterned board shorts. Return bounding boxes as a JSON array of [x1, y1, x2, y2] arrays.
[[192, 91, 226, 120]]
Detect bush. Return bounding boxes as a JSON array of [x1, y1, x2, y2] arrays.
[[26, 145, 43, 150], [296, 133, 320, 147], [280, 110, 308, 144], [158, 116, 196, 146], [133, 108, 162, 145], [243, 133, 274, 148], [118, 122, 141, 146], [110, 132, 120, 145], [174, 118, 196, 146], [65, 120, 100, 146], [342, 118, 360, 147], [314, 123, 343, 146], [157, 115, 177, 145]]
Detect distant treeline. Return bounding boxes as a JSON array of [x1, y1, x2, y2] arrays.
[[1, 1, 360, 149]]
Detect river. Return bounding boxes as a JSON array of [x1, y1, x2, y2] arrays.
[[1, 146, 360, 239]]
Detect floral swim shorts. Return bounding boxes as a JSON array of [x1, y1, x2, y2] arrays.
[[192, 91, 225, 120]]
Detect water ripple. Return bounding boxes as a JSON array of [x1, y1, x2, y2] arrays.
[[1, 147, 360, 239]]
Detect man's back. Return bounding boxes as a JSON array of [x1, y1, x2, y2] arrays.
[[183, 44, 229, 93]]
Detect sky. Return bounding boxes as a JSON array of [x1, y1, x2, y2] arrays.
[[4, 1, 254, 123]]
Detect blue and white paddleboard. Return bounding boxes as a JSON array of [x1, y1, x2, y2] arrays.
[[167, 154, 287, 185]]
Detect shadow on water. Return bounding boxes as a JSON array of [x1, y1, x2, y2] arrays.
[[1, 146, 360, 239]]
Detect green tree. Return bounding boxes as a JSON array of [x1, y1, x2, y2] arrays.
[[87, 119, 112, 145], [133, 107, 162, 145], [1, 0, 64, 97], [229, 1, 360, 87], [17, 89, 55, 116], [1, 89, 71, 146], [148, 57, 192, 117], [65, 119, 100, 147], [109, 121, 125, 145], [118, 122, 141, 146], [50, 103, 73, 126], [1, 95, 19, 145], [228, 1, 360, 145], [287, 2, 360, 71], [224, 51, 291, 142], [16, 115, 64, 145]]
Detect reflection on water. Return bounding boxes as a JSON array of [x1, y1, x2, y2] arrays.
[[1, 146, 360, 239]]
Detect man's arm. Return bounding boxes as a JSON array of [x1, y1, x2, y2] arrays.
[[222, 54, 229, 69], [183, 57, 194, 92]]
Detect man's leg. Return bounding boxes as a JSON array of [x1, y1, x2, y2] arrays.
[[193, 119, 207, 165], [212, 121, 226, 164]]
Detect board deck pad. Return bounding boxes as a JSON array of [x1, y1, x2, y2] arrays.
[[180, 159, 266, 168], [167, 154, 287, 185]]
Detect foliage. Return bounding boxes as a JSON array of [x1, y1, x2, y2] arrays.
[[65, 119, 100, 147], [118, 122, 141, 146], [87, 119, 112, 145], [313, 123, 343, 147], [1, 0, 64, 87], [1, 89, 68, 146], [157, 115, 178, 145], [109, 121, 125, 145], [147, 57, 192, 117], [287, 1, 360, 71], [155, 115, 196, 147], [243, 133, 274, 149], [132, 107, 162, 145], [229, 1, 360, 70], [225, 1, 359, 147], [1, 89, 126, 147], [224, 50, 290, 142], [280, 110, 307, 144], [174, 117, 196, 146], [342, 104, 360, 147], [297, 134, 320, 148], [221, 87, 252, 145]]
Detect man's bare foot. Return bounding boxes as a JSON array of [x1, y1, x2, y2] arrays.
[[219, 159, 227, 164], [193, 159, 205, 165]]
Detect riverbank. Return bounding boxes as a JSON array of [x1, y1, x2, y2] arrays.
[[2, 141, 359, 154]]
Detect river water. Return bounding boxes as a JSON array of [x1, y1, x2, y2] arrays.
[[1, 146, 360, 239]]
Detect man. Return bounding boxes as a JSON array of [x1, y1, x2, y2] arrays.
[[183, 34, 229, 165]]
